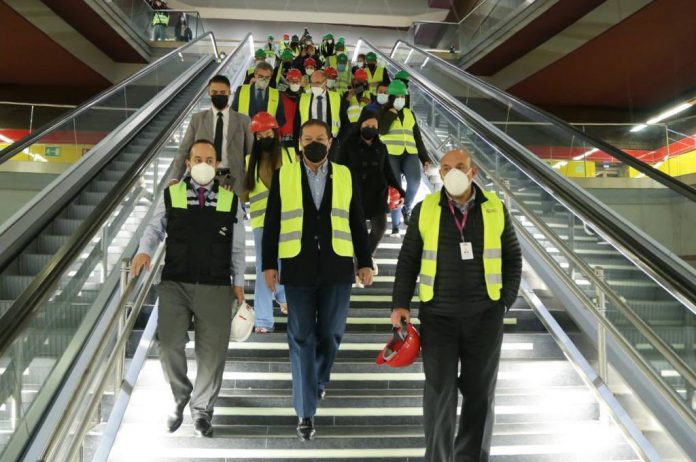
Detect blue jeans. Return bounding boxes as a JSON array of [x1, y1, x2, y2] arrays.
[[285, 283, 352, 418], [389, 154, 422, 229], [253, 227, 286, 330], [153, 24, 166, 41]]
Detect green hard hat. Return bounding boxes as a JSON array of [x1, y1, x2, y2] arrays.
[[394, 70, 410, 81], [255, 48, 267, 59], [291, 34, 299, 42], [281, 49, 294, 60], [366, 51, 377, 62], [337, 53, 348, 64], [323, 33, 334, 40], [336, 41, 345, 50], [267, 35, 274, 40], [338, 36, 345, 43], [387, 80, 408, 96]]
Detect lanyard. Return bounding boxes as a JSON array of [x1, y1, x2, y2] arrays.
[[447, 200, 469, 241]]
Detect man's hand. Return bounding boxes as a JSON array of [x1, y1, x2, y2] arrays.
[[233, 286, 245, 305], [264, 269, 278, 293], [131, 253, 151, 278], [357, 267, 374, 286], [168, 179, 179, 187], [391, 308, 411, 327]]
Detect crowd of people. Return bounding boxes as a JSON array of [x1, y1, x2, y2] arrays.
[[130, 29, 522, 462]]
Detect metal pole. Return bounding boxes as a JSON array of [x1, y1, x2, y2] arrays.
[[114, 259, 131, 394], [595, 266, 608, 383], [101, 226, 109, 284]]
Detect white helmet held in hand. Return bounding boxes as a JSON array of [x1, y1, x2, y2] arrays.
[[231, 302, 255, 342]]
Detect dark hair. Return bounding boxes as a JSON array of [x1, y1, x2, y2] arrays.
[[347, 108, 378, 140], [357, 53, 366, 60], [244, 132, 281, 193], [208, 75, 230, 88], [300, 119, 331, 139], [254, 61, 273, 73], [188, 139, 216, 159]]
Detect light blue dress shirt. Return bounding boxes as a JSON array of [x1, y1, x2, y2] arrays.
[[303, 159, 329, 210]]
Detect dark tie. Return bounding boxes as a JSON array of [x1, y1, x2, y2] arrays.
[[197, 187, 207, 208], [214, 112, 223, 162], [316, 95, 323, 121]]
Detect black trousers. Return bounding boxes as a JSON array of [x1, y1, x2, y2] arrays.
[[420, 303, 505, 462], [367, 210, 387, 256]]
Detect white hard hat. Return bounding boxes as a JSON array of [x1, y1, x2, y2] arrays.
[[231, 302, 255, 342]]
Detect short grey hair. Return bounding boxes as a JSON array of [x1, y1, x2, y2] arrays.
[[255, 61, 273, 73]]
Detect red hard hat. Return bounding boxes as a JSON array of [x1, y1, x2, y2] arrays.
[[283, 34, 289, 40], [388, 187, 401, 210], [375, 322, 421, 368], [304, 57, 316, 68], [354, 68, 368, 82], [325, 66, 338, 79], [286, 68, 303, 81], [250, 112, 279, 133]]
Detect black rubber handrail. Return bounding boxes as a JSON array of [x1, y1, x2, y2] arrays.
[[363, 38, 696, 310], [391, 40, 696, 203], [0, 31, 219, 164]]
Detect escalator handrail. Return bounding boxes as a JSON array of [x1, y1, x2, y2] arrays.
[[0, 31, 219, 165], [362, 38, 696, 311], [391, 40, 696, 203]]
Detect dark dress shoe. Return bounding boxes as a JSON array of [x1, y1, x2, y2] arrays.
[[166, 398, 189, 433], [296, 417, 315, 441], [193, 418, 213, 437]]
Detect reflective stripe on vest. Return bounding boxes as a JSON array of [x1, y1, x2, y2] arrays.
[[382, 108, 418, 156], [336, 68, 351, 93], [366, 66, 384, 91], [346, 95, 366, 123], [278, 161, 353, 258], [298, 92, 341, 137], [418, 190, 504, 302], [246, 149, 296, 230], [169, 181, 234, 212], [238, 85, 280, 117]]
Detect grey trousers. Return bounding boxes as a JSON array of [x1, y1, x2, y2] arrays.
[[157, 281, 233, 421]]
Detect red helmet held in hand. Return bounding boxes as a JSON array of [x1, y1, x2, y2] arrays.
[[375, 321, 420, 368], [388, 187, 401, 210]]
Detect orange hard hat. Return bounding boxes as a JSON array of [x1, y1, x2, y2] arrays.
[[375, 322, 421, 368], [304, 57, 317, 68], [354, 68, 368, 82], [286, 68, 303, 81], [325, 66, 338, 79], [250, 112, 279, 133]]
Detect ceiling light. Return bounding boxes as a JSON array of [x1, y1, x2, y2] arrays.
[[630, 100, 694, 132], [572, 148, 598, 160]]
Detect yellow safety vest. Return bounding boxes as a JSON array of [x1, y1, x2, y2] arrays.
[[324, 55, 338, 69], [169, 181, 234, 212], [336, 68, 351, 93], [246, 148, 296, 230], [365, 66, 385, 92], [238, 85, 280, 117], [418, 190, 504, 302], [382, 108, 418, 156], [278, 161, 353, 258], [298, 92, 341, 137], [152, 11, 169, 26], [346, 95, 367, 123]]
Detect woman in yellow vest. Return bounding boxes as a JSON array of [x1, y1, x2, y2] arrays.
[[379, 80, 430, 235], [243, 112, 296, 333]]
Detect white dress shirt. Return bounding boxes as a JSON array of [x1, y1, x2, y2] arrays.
[[211, 106, 230, 168]]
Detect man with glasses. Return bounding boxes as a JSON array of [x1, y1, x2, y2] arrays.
[[232, 62, 286, 128], [390, 149, 522, 462]]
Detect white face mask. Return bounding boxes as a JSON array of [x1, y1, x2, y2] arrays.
[[311, 86, 325, 97], [376, 93, 389, 105], [393, 97, 406, 111], [327, 79, 336, 89], [357, 61, 364, 68], [190, 162, 216, 186], [305, 68, 315, 76], [289, 83, 301, 92], [255, 78, 270, 91], [443, 169, 471, 197]]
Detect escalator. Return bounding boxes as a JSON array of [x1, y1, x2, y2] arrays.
[[0, 32, 254, 460]]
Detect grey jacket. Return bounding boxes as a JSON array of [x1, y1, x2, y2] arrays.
[[170, 108, 253, 195]]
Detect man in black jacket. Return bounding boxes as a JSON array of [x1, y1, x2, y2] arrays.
[[391, 149, 522, 462], [262, 120, 373, 442]]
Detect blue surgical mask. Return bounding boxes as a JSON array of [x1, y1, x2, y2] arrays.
[[337, 64, 346, 72]]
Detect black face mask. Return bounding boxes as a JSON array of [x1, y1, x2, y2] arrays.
[[367, 63, 377, 72], [302, 142, 328, 163], [211, 94, 228, 110], [257, 137, 275, 152], [361, 127, 379, 140]]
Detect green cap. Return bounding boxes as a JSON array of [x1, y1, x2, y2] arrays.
[[323, 33, 334, 40], [387, 80, 408, 96], [255, 48, 267, 59], [394, 70, 410, 81], [267, 35, 273, 40], [291, 34, 299, 42], [337, 53, 348, 64], [281, 49, 294, 60], [366, 52, 377, 62], [338, 36, 345, 43], [336, 41, 345, 50]]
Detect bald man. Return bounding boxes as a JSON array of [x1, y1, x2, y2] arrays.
[[293, 70, 349, 150], [391, 150, 522, 462]]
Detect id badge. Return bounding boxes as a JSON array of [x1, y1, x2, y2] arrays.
[[460, 242, 474, 260]]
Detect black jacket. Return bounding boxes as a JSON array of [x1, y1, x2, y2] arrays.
[[336, 134, 405, 216], [378, 109, 430, 165], [392, 185, 522, 317], [262, 161, 372, 286]]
